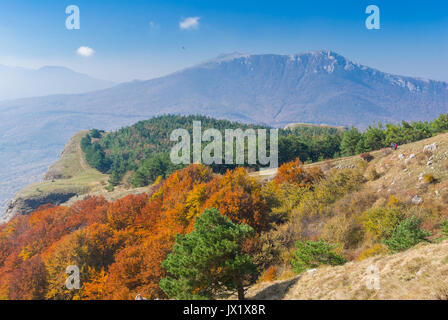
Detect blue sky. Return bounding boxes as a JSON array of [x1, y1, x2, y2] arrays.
[[0, 0, 447, 82]]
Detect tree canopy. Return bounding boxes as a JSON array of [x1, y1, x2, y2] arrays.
[[159, 208, 256, 300]]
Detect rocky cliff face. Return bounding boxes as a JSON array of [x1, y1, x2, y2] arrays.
[[0, 131, 109, 223], [2, 191, 77, 223]]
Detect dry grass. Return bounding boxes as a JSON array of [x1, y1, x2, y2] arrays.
[[16, 131, 109, 199], [247, 132, 448, 300], [14, 130, 156, 207], [247, 240, 448, 300]]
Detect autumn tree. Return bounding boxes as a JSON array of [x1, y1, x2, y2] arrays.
[[9, 255, 47, 300], [204, 167, 271, 233], [44, 223, 122, 300], [273, 158, 323, 188], [160, 208, 256, 300], [105, 234, 173, 300]]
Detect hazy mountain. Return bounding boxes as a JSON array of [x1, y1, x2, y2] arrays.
[[0, 65, 114, 101], [1, 50, 448, 217]]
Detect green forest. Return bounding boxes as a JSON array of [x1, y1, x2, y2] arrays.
[[81, 113, 448, 188]]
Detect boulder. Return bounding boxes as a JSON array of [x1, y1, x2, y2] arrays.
[[423, 143, 437, 153], [307, 269, 317, 276]]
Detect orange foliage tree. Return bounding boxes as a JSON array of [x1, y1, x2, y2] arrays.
[[273, 158, 323, 188], [0, 164, 275, 300]]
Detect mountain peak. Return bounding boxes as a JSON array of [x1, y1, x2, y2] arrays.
[[199, 50, 357, 70], [199, 52, 250, 65], [37, 65, 75, 73]]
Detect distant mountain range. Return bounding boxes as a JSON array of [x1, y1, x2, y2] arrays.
[[0, 65, 113, 101], [1, 50, 448, 218]]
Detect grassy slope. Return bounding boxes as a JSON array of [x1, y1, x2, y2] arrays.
[[10, 129, 448, 299], [15, 131, 109, 199], [246, 240, 448, 300], [246, 132, 448, 300], [284, 122, 346, 131], [16, 129, 448, 211], [13, 130, 156, 208]]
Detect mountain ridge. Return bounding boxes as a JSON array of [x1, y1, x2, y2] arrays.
[[0, 64, 114, 102], [1, 50, 447, 217]]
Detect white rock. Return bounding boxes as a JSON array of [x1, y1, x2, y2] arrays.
[[412, 195, 423, 204], [423, 143, 437, 153], [409, 154, 416, 159], [307, 269, 317, 276], [398, 154, 405, 160]]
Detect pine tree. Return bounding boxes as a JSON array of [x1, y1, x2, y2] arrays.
[[340, 127, 361, 156], [383, 217, 431, 252], [159, 208, 256, 300]]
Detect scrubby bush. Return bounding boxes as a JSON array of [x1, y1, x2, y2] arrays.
[[360, 152, 374, 162], [293, 168, 365, 218], [423, 174, 435, 184], [383, 217, 431, 252], [366, 167, 380, 181], [361, 206, 405, 239], [441, 220, 448, 239], [387, 195, 401, 207], [259, 266, 277, 282], [357, 244, 388, 261], [291, 240, 347, 274], [321, 214, 364, 249]]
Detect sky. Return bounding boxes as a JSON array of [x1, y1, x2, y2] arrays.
[[0, 0, 447, 83]]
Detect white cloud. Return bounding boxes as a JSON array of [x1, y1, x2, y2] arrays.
[[76, 46, 95, 57], [179, 17, 200, 30]]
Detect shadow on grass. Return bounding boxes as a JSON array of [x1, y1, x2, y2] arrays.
[[249, 276, 300, 300]]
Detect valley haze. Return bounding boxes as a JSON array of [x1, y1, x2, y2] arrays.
[[1, 50, 448, 219]]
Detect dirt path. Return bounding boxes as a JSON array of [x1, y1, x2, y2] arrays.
[[77, 142, 90, 171]]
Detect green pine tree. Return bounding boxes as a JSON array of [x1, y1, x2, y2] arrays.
[[340, 127, 361, 156], [383, 217, 431, 252], [291, 239, 347, 274], [159, 208, 256, 300], [355, 136, 368, 154]]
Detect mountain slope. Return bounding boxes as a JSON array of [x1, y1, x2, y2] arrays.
[[1, 50, 447, 217], [3, 128, 448, 299], [246, 240, 448, 300], [0, 65, 113, 101]]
